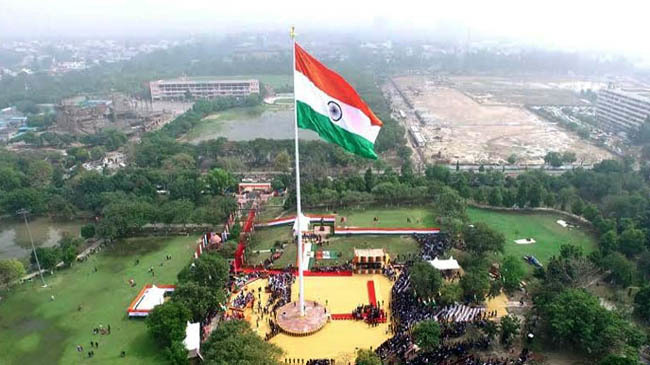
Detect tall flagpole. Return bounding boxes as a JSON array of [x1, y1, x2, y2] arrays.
[[291, 26, 305, 316]]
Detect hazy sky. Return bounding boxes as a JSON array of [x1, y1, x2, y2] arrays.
[[2, 0, 649, 59]]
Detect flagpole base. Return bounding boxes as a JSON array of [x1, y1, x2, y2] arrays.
[[276, 300, 328, 336]]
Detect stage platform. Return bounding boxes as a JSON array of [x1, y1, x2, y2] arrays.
[[277, 300, 328, 336]]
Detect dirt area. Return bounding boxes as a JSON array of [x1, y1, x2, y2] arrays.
[[449, 76, 604, 106], [390, 76, 613, 165]]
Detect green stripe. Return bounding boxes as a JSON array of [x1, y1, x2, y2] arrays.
[[296, 100, 377, 159]]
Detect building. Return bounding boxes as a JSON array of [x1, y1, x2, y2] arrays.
[[149, 78, 260, 101], [596, 88, 650, 133]]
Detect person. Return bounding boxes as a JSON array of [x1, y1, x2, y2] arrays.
[[107, 324, 111, 334]]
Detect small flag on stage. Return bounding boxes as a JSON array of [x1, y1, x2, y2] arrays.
[[294, 43, 383, 159]]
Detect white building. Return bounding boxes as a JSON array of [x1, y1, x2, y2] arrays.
[[596, 88, 650, 133], [150, 78, 260, 101]]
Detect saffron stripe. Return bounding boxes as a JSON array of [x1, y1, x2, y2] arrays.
[[295, 43, 383, 127]]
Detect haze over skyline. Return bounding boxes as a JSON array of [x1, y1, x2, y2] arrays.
[[2, 0, 650, 63]]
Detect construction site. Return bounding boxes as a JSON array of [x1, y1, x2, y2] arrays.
[[387, 75, 614, 166], [54, 93, 179, 136]]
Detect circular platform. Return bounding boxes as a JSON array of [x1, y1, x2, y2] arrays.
[[276, 300, 328, 336]]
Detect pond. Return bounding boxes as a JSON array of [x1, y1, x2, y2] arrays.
[[186, 108, 320, 143], [0, 217, 85, 260]]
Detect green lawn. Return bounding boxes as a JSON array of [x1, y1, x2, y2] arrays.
[[0, 236, 196, 365], [319, 206, 436, 228], [467, 207, 598, 268], [311, 235, 419, 267], [247, 206, 430, 268], [246, 226, 293, 267], [256, 197, 285, 222]]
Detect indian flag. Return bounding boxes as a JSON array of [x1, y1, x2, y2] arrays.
[[294, 43, 383, 159]]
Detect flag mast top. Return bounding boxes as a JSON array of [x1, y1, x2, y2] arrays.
[[291, 26, 305, 317]]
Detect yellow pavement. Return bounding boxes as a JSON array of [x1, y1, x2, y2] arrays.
[[235, 274, 393, 363], [485, 292, 509, 318]]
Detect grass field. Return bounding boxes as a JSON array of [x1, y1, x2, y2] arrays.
[[311, 235, 419, 267], [0, 236, 196, 365], [247, 206, 430, 268], [467, 207, 598, 268], [319, 206, 436, 228]]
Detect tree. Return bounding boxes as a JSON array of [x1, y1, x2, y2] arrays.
[[434, 187, 467, 221], [173, 282, 225, 322], [501, 255, 525, 292], [571, 198, 585, 216], [438, 282, 462, 306], [31, 247, 60, 271], [462, 222, 505, 255], [177, 252, 229, 290], [507, 154, 517, 165], [499, 315, 520, 347], [537, 289, 644, 357], [487, 187, 503, 207], [0, 167, 23, 192], [638, 251, 650, 280], [364, 168, 375, 192], [412, 320, 441, 352], [600, 230, 618, 253], [562, 151, 577, 164], [90, 146, 106, 161], [618, 227, 645, 257], [410, 261, 443, 299], [598, 355, 638, 365], [146, 301, 191, 348], [634, 286, 650, 322], [544, 152, 563, 167], [162, 153, 196, 171], [201, 320, 282, 365], [0, 259, 26, 287], [26, 160, 53, 188], [528, 183, 543, 208], [164, 340, 189, 365], [355, 349, 382, 365], [460, 269, 490, 303], [603, 252, 637, 287], [273, 150, 291, 172], [204, 168, 236, 195], [80, 223, 96, 239]]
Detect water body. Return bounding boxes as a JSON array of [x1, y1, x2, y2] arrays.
[[0, 218, 84, 259], [188, 109, 320, 144]]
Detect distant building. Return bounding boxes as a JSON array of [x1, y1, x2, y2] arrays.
[[596, 88, 650, 133], [149, 78, 260, 101]]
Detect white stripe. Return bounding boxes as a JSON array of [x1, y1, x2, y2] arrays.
[[295, 71, 381, 144]]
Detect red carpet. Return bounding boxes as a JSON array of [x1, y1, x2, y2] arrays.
[[367, 280, 377, 307], [331, 313, 354, 320]]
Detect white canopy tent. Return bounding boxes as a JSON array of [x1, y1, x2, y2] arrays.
[[135, 285, 166, 311], [183, 321, 202, 359], [292, 212, 310, 236], [428, 257, 461, 271]]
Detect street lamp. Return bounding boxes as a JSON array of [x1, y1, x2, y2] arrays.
[[16, 209, 47, 288]]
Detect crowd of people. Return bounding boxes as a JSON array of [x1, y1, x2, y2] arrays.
[[414, 232, 452, 261], [304, 359, 333, 365], [352, 304, 386, 325], [309, 263, 353, 272], [375, 232, 530, 364], [232, 290, 255, 309]]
